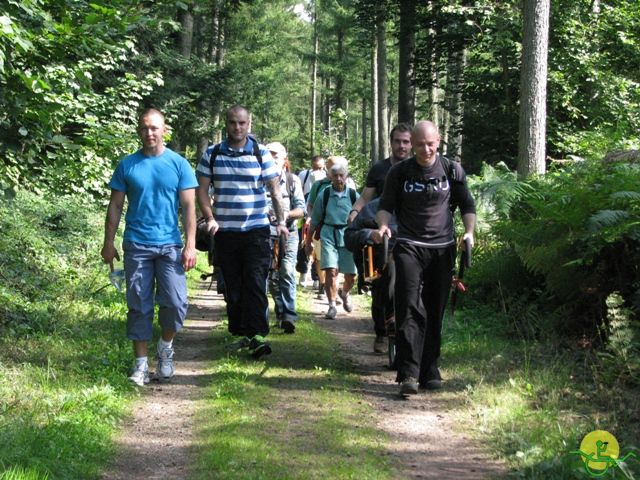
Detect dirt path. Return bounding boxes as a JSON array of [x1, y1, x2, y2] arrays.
[[101, 286, 219, 480], [102, 281, 507, 479], [309, 291, 507, 479]]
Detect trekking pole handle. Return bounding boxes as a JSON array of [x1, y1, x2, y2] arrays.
[[383, 234, 389, 267], [464, 237, 472, 269]]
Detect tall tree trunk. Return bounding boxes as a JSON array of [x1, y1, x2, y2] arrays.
[[311, 2, 319, 153], [446, 48, 466, 161], [323, 76, 331, 135], [361, 81, 368, 156], [172, 3, 195, 154], [335, 28, 345, 144], [376, 17, 389, 161], [517, 0, 550, 178], [397, 0, 416, 124], [178, 7, 194, 58], [370, 40, 379, 163]]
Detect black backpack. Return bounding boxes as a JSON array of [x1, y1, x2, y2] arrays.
[[195, 137, 265, 253], [207, 136, 263, 179]]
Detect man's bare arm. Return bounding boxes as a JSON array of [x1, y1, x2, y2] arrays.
[[101, 190, 126, 265]]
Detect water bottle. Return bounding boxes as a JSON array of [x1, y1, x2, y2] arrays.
[[109, 267, 126, 292]]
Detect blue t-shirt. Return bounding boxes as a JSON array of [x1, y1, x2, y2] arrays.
[[109, 148, 198, 246]]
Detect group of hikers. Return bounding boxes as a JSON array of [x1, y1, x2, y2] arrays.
[[101, 104, 476, 397]]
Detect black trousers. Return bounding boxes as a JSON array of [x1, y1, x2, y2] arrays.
[[215, 227, 271, 337], [371, 259, 395, 337], [393, 242, 455, 384]]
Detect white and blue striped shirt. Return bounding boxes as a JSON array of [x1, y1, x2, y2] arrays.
[[196, 138, 279, 232]]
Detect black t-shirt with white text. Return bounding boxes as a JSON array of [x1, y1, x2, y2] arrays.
[[378, 156, 475, 247]]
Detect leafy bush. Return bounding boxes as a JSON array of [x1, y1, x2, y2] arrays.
[[469, 156, 640, 341], [0, 191, 107, 334]]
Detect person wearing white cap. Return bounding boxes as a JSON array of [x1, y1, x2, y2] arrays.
[[265, 141, 306, 333]]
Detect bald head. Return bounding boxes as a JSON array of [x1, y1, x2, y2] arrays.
[[411, 121, 440, 166], [413, 121, 439, 138]]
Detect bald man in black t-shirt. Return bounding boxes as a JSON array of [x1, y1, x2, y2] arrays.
[[376, 121, 476, 396]]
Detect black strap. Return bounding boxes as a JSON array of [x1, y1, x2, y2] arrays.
[[209, 137, 263, 180], [302, 169, 311, 187], [285, 172, 295, 200], [318, 185, 356, 231]]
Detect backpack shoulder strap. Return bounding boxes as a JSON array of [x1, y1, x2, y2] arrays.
[[302, 169, 311, 186], [285, 172, 295, 200], [439, 155, 458, 182], [348, 187, 356, 205], [209, 144, 221, 178], [251, 137, 263, 164], [319, 185, 331, 227]]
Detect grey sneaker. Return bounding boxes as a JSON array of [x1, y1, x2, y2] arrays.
[[156, 343, 174, 381], [325, 305, 337, 319], [128, 364, 150, 386], [338, 289, 352, 312], [399, 377, 419, 396], [373, 335, 386, 354]]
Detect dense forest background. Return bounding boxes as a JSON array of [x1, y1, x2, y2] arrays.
[[1, 2, 639, 477], [2, 0, 639, 196], [1, 0, 638, 373]]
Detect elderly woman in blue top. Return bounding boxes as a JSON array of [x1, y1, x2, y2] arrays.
[[306, 160, 359, 319]]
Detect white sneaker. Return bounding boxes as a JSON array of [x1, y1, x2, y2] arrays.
[[128, 364, 150, 386], [312, 280, 319, 289], [156, 344, 174, 380]]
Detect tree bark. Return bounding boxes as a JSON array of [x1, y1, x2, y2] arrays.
[[323, 76, 331, 135], [361, 81, 368, 156], [370, 39, 379, 163], [178, 7, 194, 58], [311, 2, 319, 154], [517, 0, 550, 178], [446, 48, 466, 161], [376, 16, 389, 161], [397, 0, 416, 124]]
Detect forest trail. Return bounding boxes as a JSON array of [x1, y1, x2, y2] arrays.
[[101, 279, 507, 479]]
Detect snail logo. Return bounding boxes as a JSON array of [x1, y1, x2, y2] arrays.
[[570, 430, 636, 477]]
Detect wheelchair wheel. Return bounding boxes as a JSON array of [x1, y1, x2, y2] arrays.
[[387, 335, 397, 370]]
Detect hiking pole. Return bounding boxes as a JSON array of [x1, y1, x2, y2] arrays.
[[448, 237, 472, 326]]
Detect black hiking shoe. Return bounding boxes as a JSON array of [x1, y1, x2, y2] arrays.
[[419, 379, 442, 391], [225, 336, 251, 352], [281, 319, 295, 334], [248, 335, 272, 359], [399, 377, 419, 396]]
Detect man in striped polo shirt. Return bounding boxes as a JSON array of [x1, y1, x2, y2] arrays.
[[196, 105, 289, 358]]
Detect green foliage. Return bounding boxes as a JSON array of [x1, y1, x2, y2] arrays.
[[470, 157, 640, 340], [0, 190, 141, 478], [0, 0, 160, 197], [444, 304, 639, 478]]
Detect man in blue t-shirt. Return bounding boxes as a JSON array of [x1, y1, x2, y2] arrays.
[[101, 108, 198, 386]]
